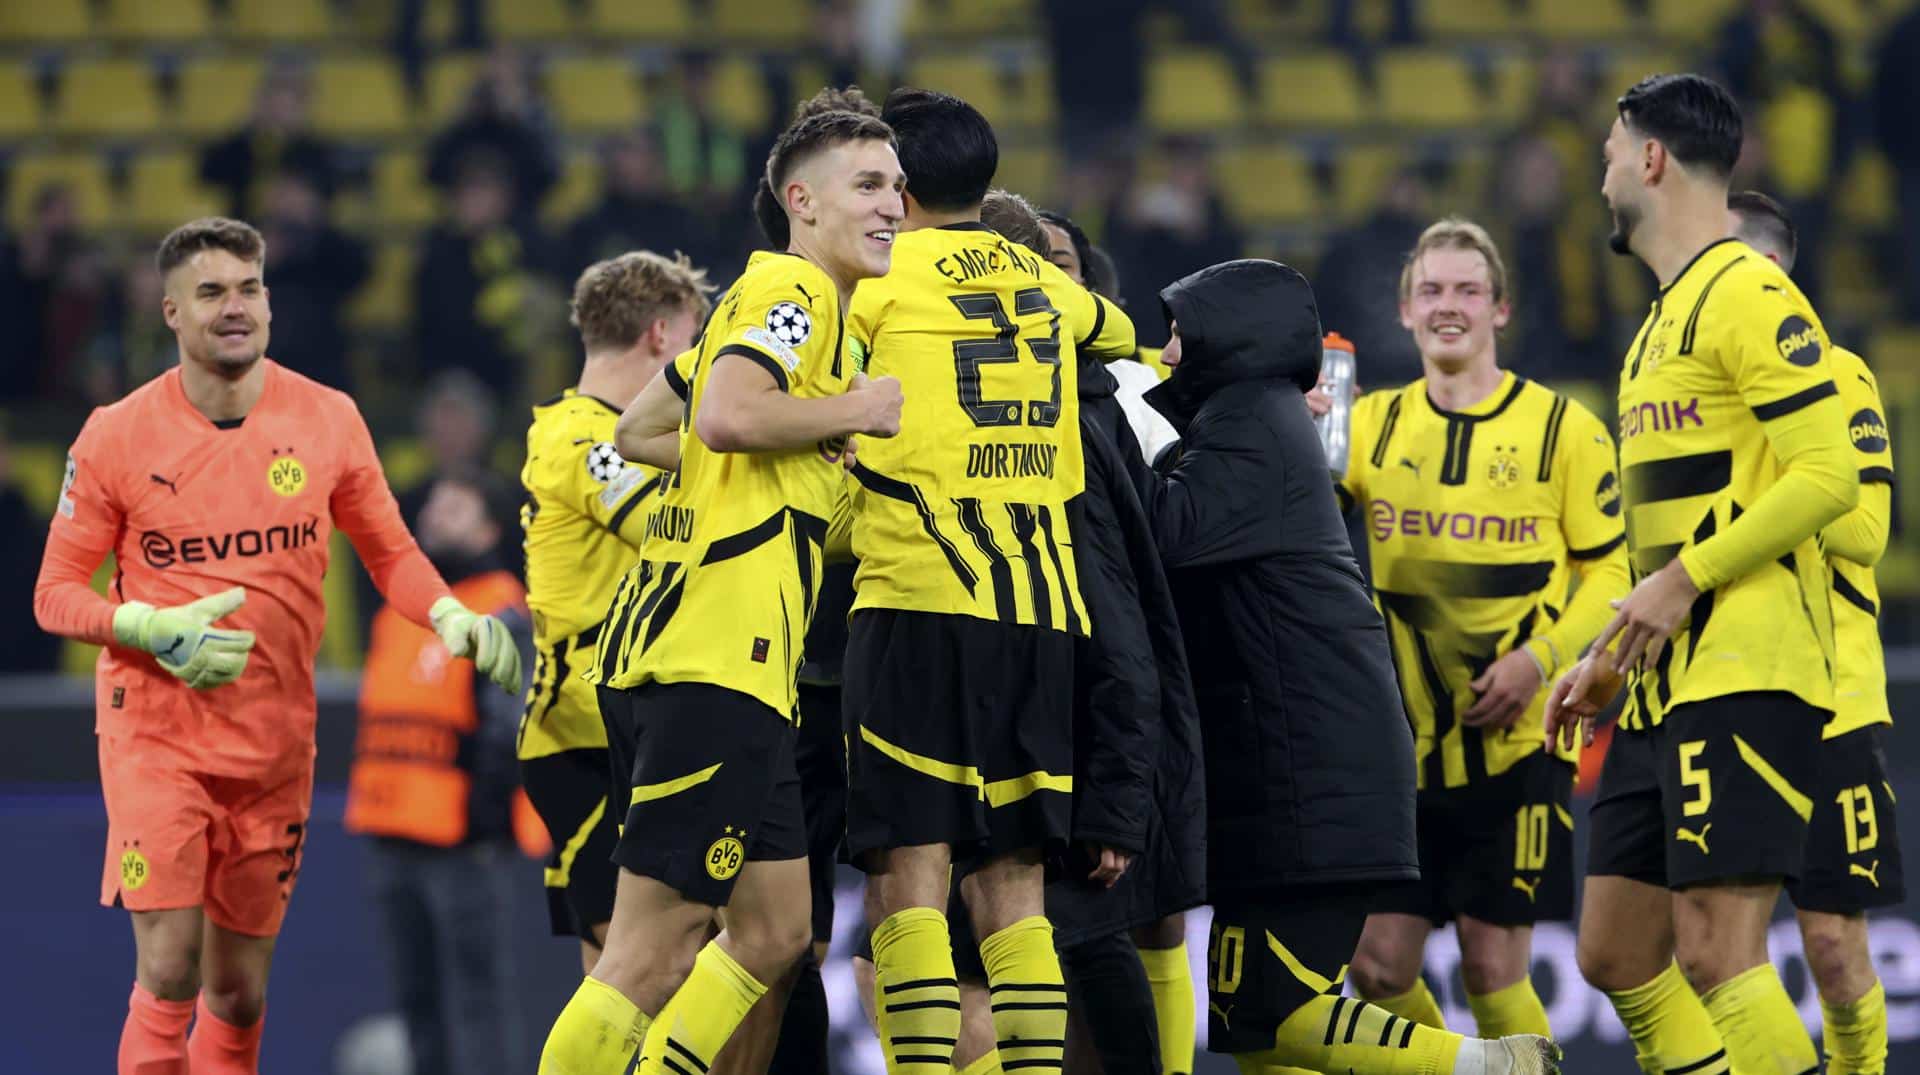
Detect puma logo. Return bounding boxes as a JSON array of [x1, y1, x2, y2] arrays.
[[794, 282, 817, 307], [1850, 860, 1881, 888], [1397, 457, 1422, 476], [1208, 1000, 1233, 1029], [1511, 875, 1540, 902], [150, 473, 179, 495], [1675, 824, 1712, 854], [1761, 283, 1785, 293]]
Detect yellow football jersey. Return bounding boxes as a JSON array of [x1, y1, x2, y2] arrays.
[[845, 222, 1135, 631], [589, 251, 852, 720], [1342, 373, 1629, 789], [518, 389, 665, 759], [1615, 239, 1852, 730], [1825, 345, 1892, 739]]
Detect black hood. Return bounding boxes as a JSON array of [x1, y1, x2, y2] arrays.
[[1078, 352, 1119, 402], [1146, 259, 1323, 430]]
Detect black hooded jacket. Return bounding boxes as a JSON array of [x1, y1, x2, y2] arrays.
[[1048, 356, 1208, 946], [1140, 259, 1417, 898]]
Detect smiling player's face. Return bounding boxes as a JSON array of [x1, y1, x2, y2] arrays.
[[163, 249, 271, 376], [798, 138, 906, 285], [1399, 247, 1508, 374]]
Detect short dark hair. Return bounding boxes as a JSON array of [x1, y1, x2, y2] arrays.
[[980, 189, 1049, 257], [1617, 73, 1743, 180], [882, 87, 998, 212], [156, 217, 265, 276], [755, 97, 895, 249], [1036, 209, 1094, 280], [1728, 189, 1797, 272], [1086, 246, 1122, 304]]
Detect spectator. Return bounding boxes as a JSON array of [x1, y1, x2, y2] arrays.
[[84, 259, 172, 404], [563, 129, 710, 281], [1105, 137, 1241, 347], [199, 60, 340, 221], [259, 171, 370, 392], [1873, 3, 1920, 320], [19, 183, 112, 403], [1495, 134, 1611, 380], [414, 157, 563, 397], [396, 0, 485, 93], [1043, 0, 1147, 157], [655, 50, 753, 213], [1312, 166, 1431, 383], [0, 417, 61, 673], [395, 370, 504, 532], [344, 467, 532, 1075], [0, 225, 33, 401], [425, 46, 558, 221]]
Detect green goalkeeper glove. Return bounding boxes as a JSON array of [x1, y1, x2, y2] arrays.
[[430, 596, 523, 695], [111, 587, 256, 690]]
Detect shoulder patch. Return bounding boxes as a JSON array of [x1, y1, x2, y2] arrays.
[[585, 442, 627, 484], [1776, 315, 1822, 367], [765, 301, 812, 348], [57, 452, 76, 518], [1850, 409, 1889, 454], [743, 326, 802, 372]]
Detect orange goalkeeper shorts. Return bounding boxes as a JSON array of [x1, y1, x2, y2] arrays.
[[98, 735, 314, 937]]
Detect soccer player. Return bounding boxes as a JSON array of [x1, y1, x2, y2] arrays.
[[32, 217, 521, 1075], [536, 106, 906, 1075], [841, 88, 1136, 1075], [1342, 218, 1630, 1038], [1729, 192, 1900, 1074], [1140, 258, 1559, 1075], [1547, 74, 1860, 1075], [519, 250, 710, 972]]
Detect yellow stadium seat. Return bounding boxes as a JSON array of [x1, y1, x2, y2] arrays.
[[1647, 0, 1740, 43], [311, 57, 411, 137], [586, 0, 694, 39], [1835, 150, 1895, 229], [174, 57, 265, 138], [904, 0, 1036, 37], [711, 0, 810, 43], [1229, 0, 1329, 36], [541, 150, 602, 224], [0, 0, 89, 42], [708, 56, 774, 133], [1799, 0, 1883, 42], [100, 0, 210, 42], [226, 0, 333, 41], [52, 59, 162, 138], [127, 151, 224, 234], [1216, 145, 1320, 226], [347, 242, 416, 329], [371, 151, 439, 227], [1485, 53, 1535, 124], [1376, 50, 1481, 128], [904, 56, 1033, 129], [0, 63, 42, 138], [1603, 48, 1687, 99], [425, 54, 482, 128], [1420, 0, 1517, 38], [1146, 50, 1249, 133], [1527, 0, 1635, 38], [547, 56, 646, 134], [995, 145, 1060, 204], [1332, 144, 1403, 222], [487, 0, 576, 39], [1260, 53, 1366, 128], [8, 153, 114, 231]]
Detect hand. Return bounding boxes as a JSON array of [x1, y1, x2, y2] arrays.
[[112, 587, 255, 689], [1461, 647, 1545, 729], [430, 597, 524, 695], [1543, 654, 1624, 753], [1084, 843, 1133, 888], [1305, 384, 1332, 419], [1593, 559, 1700, 675], [848, 372, 903, 438], [839, 434, 861, 471]]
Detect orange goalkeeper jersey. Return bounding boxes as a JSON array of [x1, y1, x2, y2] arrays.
[[34, 360, 452, 778]]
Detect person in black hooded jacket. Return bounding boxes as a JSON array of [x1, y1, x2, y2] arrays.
[[1139, 259, 1562, 1075]]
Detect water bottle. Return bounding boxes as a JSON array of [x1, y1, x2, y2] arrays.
[[1317, 331, 1357, 477]]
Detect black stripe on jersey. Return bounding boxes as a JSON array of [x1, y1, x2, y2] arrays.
[[607, 474, 665, 536], [1370, 397, 1403, 469], [853, 463, 978, 594], [1861, 465, 1894, 485], [1678, 255, 1746, 355], [1079, 294, 1108, 351], [1005, 504, 1054, 630], [790, 510, 827, 620], [1439, 419, 1474, 486], [1384, 559, 1556, 598], [1833, 571, 1879, 617], [1751, 380, 1837, 422], [525, 634, 575, 732], [1623, 450, 1732, 506], [1036, 506, 1084, 634], [662, 359, 689, 399], [715, 343, 790, 392], [1629, 298, 1662, 379], [703, 508, 788, 565], [639, 568, 689, 653], [831, 313, 846, 379], [956, 497, 1018, 623], [596, 564, 650, 682], [1536, 395, 1570, 481], [1569, 534, 1625, 560], [1322, 997, 1348, 1046], [1412, 628, 1457, 791], [1460, 651, 1492, 783]]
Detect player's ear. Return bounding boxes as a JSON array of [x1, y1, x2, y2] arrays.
[[785, 178, 814, 227], [1643, 137, 1667, 185], [1398, 298, 1415, 333], [645, 316, 668, 353], [161, 293, 179, 332], [1491, 299, 1512, 332]]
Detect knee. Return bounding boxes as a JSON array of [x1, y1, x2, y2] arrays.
[[137, 944, 202, 1001], [1800, 915, 1870, 1000], [728, 905, 814, 975], [1349, 949, 1419, 1001], [200, 983, 266, 1027], [1456, 932, 1527, 997], [1577, 935, 1646, 995]]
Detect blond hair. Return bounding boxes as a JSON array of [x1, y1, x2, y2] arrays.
[[570, 250, 713, 353], [980, 188, 1049, 258], [1398, 216, 1510, 305]]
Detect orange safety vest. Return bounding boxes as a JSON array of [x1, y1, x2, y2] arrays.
[[344, 570, 525, 848]]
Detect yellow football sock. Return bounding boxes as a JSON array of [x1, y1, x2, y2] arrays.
[[636, 942, 767, 1075], [1822, 979, 1887, 1075], [1254, 994, 1464, 1073], [958, 1050, 1004, 1075], [1139, 943, 1198, 1075], [979, 916, 1070, 1073], [1700, 963, 1818, 1075], [538, 975, 650, 1075], [1605, 962, 1730, 1075], [871, 907, 962, 1073], [1466, 978, 1551, 1038], [1373, 978, 1449, 1031]]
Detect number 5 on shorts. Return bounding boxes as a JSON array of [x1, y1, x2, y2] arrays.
[[1678, 739, 1711, 817]]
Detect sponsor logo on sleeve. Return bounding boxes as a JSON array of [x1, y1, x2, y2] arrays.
[[1776, 315, 1823, 367], [744, 326, 801, 372], [1596, 471, 1621, 517], [1850, 409, 1890, 454], [585, 442, 626, 484], [765, 301, 812, 347]]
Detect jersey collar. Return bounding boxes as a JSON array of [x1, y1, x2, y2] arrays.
[[1421, 370, 1523, 422], [1658, 237, 1742, 299]]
